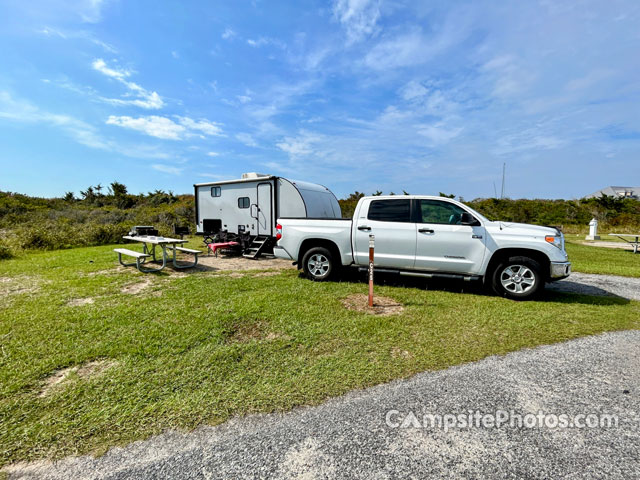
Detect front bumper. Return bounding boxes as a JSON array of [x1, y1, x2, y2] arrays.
[[273, 246, 293, 261], [549, 261, 571, 280]]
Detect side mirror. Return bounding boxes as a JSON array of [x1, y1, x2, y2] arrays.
[[460, 212, 480, 226]]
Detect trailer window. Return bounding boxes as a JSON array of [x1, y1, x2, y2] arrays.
[[367, 199, 411, 222], [211, 186, 221, 197], [238, 197, 250, 209]]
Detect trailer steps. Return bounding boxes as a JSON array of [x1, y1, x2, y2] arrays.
[[243, 236, 271, 259]]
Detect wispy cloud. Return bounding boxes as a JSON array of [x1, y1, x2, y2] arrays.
[[92, 58, 164, 109], [333, 0, 380, 44], [152, 164, 183, 175], [106, 115, 224, 140], [39, 26, 117, 52], [0, 91, 169, 158], [206, 151, 220, 157], [236, 132, 258, 147], [221, 28, 236, 40]]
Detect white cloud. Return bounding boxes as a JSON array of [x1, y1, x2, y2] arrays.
[[106, 115, 224, 140], [276, 131, 322, 157], [333, 0, 381, 44], [92, 58, 164, 109], [171, 50, 180, 59], [247, 38, 267, 47], [400, 80, 429, 101], [236, 133, 258, 147], [152, 164, 183, 175], [92, 58, 130, 79], [206, 151, 220, 157], [0, 91, 169, 158], [39, 27, 117, 52], [175, 116, 224, 136], [222, 28, 236, 40], [237, 95, 252, 104]]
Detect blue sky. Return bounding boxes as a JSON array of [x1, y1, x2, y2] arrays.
[[1, 0, 639, 200]]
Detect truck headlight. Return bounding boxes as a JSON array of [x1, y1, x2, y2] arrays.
[[545, 235, 563, 249]]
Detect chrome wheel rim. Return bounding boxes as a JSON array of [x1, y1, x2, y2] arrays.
[[500, 265, 536, 294], [308, 254, 330, 277]]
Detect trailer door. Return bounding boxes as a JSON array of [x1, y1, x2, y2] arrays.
[[256, 182, 273, 236]]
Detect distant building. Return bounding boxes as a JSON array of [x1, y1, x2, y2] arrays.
[[585, 186, 640, 199]]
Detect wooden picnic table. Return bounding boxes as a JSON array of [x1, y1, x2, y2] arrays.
[[117, 235, 201, 272], [608, 233, 640, 254]]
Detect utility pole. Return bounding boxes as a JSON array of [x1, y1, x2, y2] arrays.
[[500, 162, 506, 199]]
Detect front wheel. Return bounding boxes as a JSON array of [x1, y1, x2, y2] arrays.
[[491, 256, 543, 300], [302, 247, 336, 281]]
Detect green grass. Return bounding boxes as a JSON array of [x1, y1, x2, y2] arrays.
[[1, 243, 639, 467], [566, 240, 640, 277]]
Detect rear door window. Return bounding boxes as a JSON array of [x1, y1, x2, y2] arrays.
[[367, 199, 411, 222]]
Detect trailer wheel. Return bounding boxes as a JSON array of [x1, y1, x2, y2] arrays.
[[491, 256, 543, 300], [302, 247, 335, 281]]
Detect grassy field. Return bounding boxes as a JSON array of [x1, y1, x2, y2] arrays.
[[1, 241, 639, 467], [565, 239, 640, 277]]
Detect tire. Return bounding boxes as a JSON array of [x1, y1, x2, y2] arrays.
[[491, 256, 543, 300], [302, 247, 336, 281]]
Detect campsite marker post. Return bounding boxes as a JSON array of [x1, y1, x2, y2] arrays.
[[368, 234, 375, 307]]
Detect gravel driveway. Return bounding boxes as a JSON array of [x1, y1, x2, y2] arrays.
[[7, 330, 639, 479], [546, 272, 640, 301]]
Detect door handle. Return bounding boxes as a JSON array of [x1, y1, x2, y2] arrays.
[[357, 225, 371, 231], [418, 228, 435, 233]]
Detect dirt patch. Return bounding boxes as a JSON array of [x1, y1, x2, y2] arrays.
[[581, 241, 635, 250], [391, 347, 412, 359], [1, 276, 41, 296], [224, 321, 287, 343], [67, 297, 95, 307], [39, 359, 117, 397], [252, 271, 282, 277], [341, 294, 404, 316], [86, 267, 129, 276], [198, 254, 296, 272], [121, 277, 153, 294]]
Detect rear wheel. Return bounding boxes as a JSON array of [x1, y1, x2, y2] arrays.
[[491, 256, 543, 300], [302, 247, 336, 281]]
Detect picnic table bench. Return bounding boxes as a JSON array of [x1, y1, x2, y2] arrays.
[[609, 233, 640, 253], [116, 235, 202, 273]]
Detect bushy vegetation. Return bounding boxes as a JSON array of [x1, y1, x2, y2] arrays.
[[1, 183, 638, 258], [0, 182, 194, 256]]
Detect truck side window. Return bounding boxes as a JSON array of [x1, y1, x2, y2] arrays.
[[368, 199, 411, 222], [419, 199, 466, 225], [211, 186, 221, 197], [238, 197, 250, 209]]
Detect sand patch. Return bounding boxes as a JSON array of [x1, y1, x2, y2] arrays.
[[39, 359, 117, 397], [341, 294, 404, 316], [121, 277, 153, 294], [67, 298, 95, 307], [198, 254, 295, 272]]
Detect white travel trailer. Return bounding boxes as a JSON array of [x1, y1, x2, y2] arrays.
[[194, 173, 341, 257]]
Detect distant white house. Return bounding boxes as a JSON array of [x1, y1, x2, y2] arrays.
[[585, 186, 640, 199]]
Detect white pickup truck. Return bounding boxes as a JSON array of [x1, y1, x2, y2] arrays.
[[273, 195, 571, 300]]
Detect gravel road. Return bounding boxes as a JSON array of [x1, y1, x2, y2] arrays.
[[8, 330, 639, 479], [546, 272, 640, 301]]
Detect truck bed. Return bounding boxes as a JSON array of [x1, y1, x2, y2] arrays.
[[275, 217, 354, 265]]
